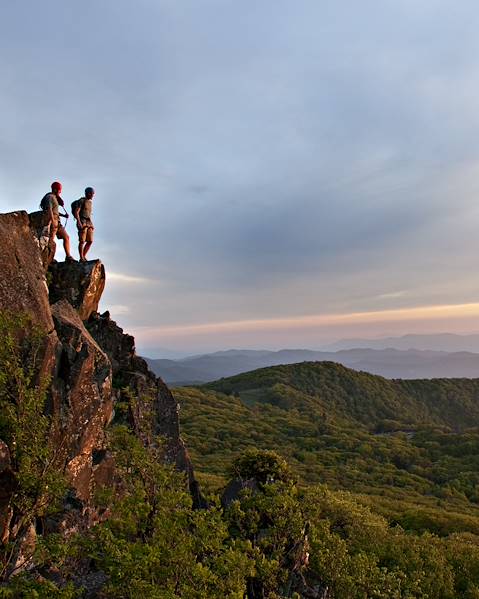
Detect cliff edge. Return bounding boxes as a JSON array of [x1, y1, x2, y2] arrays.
[[0, 210, 195, 563]]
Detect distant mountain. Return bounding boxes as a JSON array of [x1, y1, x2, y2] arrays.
[[144, 346, 479, 384], [135, 346, 193, 359], [322, 333, 479, 353]]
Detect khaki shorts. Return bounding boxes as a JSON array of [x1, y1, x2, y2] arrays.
[[79, 224, 94, 243], [51, 219, 66, 239]]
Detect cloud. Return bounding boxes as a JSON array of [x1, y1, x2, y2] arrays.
[[108, 272, 155, 285], [108, 304, 130, 316], [2, 1, 479, 349], [375, 291, 408, 301], [134, 301, 479, 338]]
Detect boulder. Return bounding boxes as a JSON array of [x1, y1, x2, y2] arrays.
[[49, 260, 105, 321], [221, 478, 258, 509], [0, 211, 53, 332], [0, 211, 58, 381]]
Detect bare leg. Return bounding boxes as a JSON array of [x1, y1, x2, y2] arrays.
[[57, 227, 74, 260], [63, 235, 72, 258], [48, 239, 57, 263], [78, 241, 84, 261], [83, 228, 94, 260], [83, 241, 93, 259], [49, 224, 58, 263]]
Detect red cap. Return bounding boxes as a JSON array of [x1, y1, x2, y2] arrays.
[[51, 181, 62, 192]]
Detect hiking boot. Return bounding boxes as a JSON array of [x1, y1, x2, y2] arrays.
[[65, 256, 77, 263]]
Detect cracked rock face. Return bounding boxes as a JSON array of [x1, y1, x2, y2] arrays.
[[86, 312, 194, 483], [49, 260, 106, 321], [0, 209, 197, 552], [51, 300, 113, 502], [0, 211, 58, 382], [0, 212, 52, 326]]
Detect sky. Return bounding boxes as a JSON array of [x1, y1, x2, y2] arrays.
[[2, 1, 479, 355]]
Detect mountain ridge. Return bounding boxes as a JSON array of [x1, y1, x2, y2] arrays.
[[323, 332, 479, 352], [145, 346, 479, 384], [175, 361, 479, 537]]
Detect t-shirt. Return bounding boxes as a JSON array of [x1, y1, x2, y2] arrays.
[[78, 197, 93, 220], [41, 192, 59, 215]]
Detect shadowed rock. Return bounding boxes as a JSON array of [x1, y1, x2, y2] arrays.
[[221, 478, 258, 509], [51, 300, 113, 502], [49, 260, 105, 321], [87, 311, 195, 487]]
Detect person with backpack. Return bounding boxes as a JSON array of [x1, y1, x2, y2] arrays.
[[40, 181, 76, 263], [72, 187, 95, 262]]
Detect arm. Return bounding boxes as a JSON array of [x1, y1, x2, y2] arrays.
[[73, 205, 81, 227]]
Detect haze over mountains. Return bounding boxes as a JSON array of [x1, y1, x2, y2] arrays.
[[145, 334, 479, 384], [323, 332, 479, 353]]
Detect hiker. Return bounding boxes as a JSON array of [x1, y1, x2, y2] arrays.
[[72, 187, 95, 262], [40, 181, 76, 263]]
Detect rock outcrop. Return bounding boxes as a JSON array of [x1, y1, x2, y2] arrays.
[[86, 312, 192, 479], [0, 210, 195, 557], [51, 300, 113, 502], [49, 260, 105, 321]]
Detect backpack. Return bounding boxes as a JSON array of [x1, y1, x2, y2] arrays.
[[40, 194, 51, 211], [71, 198, 83, 216]]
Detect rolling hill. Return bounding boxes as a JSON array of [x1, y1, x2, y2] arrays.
[[174, 362, 479, 536]]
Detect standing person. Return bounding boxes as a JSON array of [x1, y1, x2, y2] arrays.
[[73, 187, 95, 262], [40, 181, 76, 263]]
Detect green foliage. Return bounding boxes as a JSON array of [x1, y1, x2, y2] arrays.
[[230, 448, 294, 486], [0, 576, 78, 598], [175, 363, 479, 537], [82, 425, 252, 598], [219, 449, 305, 597], [6, 332, 479, 596], [203, 361, 479, 430], [302, 486, 459, 598], [0, 311, 66, 581]]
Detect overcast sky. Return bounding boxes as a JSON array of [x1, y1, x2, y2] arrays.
[[2, 1, 479, 354]]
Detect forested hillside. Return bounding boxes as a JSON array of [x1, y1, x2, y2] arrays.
[[175, 362, 479, 536]]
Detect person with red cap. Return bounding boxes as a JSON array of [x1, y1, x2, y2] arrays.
[[40, 181, 76, 263]]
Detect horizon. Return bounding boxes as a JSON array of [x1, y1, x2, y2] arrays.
[[2, 2, 479, 351], [138, 329, 479, 359]]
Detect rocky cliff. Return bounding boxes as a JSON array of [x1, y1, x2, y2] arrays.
[[0, 210, 194, 564]]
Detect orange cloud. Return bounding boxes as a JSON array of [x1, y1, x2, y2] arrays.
[[133, 301, 479, 340]]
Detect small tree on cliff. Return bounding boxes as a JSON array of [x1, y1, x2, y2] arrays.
[[82, 424, 252, 598]]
